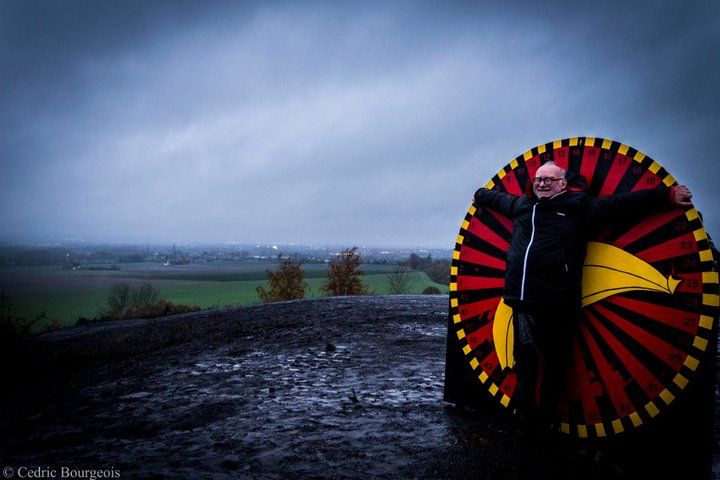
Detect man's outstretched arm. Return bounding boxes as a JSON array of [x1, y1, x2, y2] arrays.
[[472, 188, 523, 217], [588, 183, 694, 221]]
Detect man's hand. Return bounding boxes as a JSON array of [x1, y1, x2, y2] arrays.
[[472, 187, 488, 205], [673, 184, 693, 207]]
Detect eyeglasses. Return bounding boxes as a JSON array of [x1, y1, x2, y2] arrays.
[[532, 177, 564, 186]]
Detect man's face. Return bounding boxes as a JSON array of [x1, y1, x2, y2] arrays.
[[532, 164, 567, 199]]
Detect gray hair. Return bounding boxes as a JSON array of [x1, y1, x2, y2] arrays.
[[541, 161, 566, 177]]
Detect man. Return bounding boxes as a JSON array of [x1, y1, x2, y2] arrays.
[[472, 161, 693, 437]]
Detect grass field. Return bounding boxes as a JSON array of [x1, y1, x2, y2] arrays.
[[0, 262, 448, 332]]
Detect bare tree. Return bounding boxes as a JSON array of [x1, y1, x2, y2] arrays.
[[107, 283, 132, 319], [387, 262, 411, 294], [131, 282, 160, 317]]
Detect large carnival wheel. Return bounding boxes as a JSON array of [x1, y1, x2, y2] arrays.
[[449, 137, 719, 438]]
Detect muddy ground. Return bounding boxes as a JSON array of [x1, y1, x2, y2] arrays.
[[0, 296, 716, 479]]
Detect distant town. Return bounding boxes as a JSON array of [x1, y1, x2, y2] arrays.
[[0, 241, 454, 268]]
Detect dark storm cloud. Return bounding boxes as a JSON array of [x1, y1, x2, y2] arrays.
[[1, 0, 718, 247]]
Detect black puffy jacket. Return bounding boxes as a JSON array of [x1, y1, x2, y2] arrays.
[[473, 181, 673, 309]]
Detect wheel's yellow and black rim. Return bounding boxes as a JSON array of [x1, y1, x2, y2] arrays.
[[449, 137, 719, 438]]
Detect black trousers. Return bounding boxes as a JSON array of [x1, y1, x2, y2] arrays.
[[512, 306, 575, 429]]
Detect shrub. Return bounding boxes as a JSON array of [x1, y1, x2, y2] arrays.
[[0, 293, 46, 379], [428, 259, 451, 285], [0, 292, 43, 340], [106, 283, 199, 320], [406, 253, 451, 286], [422, 286, 442, 295], [149, 299, 201, 317]]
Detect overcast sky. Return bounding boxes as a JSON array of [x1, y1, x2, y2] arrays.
[[1, 0, 718, 248]]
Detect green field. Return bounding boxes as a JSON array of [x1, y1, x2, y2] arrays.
[[0, 262, 448, 332]]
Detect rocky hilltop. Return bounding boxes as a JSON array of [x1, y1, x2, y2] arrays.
[[0, 296, 715, 479]]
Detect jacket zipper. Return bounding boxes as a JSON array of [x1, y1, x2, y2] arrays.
[[520, 203, 537, 301]]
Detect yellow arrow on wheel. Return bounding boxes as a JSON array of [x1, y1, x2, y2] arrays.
[[493, 242, 681, 370]]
